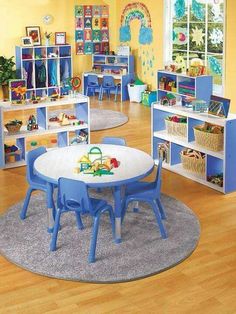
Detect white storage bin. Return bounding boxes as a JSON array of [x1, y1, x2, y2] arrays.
[[128, 84, 147, 102]]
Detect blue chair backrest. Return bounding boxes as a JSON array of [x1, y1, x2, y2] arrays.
[[58, 177, 92, 215], [102, 75, 115, 88], [26, 146, 46, 185], [87, 75, 99, 86], [154, 158, 163, 195], [102, 137, 127, 146]]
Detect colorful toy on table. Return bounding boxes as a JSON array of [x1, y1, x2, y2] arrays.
[[74, 146, 120, 176], [30, 91, 42, 104], [27, 115, 38, 131]]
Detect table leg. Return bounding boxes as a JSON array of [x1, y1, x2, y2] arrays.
[[113, 186, 122, 243], [46, 182, 55, 233]]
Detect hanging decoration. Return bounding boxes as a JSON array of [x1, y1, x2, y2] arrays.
[[192, 0, 205, 20], [209, 28, 223, 45], [173, 27, 188, 45], [174, 0, 186, 20], [211, 1, 223, 22], [208, 56, 222, 75], [191, 26, 205, 46], [119, 2, 153, 45]]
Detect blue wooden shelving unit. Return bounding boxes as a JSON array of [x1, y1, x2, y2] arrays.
[[152, 70, 236, 193], [0, 95, 90, 169]]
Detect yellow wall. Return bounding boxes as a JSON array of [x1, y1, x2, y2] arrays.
[[0, 0, 236, 112]]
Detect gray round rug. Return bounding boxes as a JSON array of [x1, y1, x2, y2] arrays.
[[0, 189, 200, 283], [90, 109, 128, 131]]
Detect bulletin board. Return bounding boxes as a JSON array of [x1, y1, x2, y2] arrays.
[[75, 5, 109, 55]]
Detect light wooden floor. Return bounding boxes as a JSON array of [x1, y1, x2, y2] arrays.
[[1, 98, 236, 314]]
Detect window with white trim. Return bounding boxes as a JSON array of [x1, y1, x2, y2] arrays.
[[164, 0, 225, 95]]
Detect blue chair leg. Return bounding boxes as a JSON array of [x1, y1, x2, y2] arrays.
[[20, 187, 34, 220], [151, 201, 167, 239], [108, 207, 116, 240], [99, 88, 103, 101], [86, 86, 89, 96], [50, 209, 62, 251], [156, 198, 167, 220], [115, 86, 118, 102], [75, 211, 84, 230], [89, 215, 100, 263]]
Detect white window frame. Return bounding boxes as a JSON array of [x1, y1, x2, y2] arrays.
[[163, 0, 226, 96]]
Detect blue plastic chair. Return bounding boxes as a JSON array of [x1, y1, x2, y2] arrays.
[[50, 178, 115, 263], [85, 75, 100, 97], [102, 136, 127, 146], [122, 159, 167, 239], [20, 147, 56, 220], [99, 76, 120, 101]]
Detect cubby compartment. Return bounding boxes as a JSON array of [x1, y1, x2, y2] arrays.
[[21, 47, 34, 60], [47, 59, 59, 87], [69, 129, 88, 146], [178, 76, 195, 96], [35, 60, 47, 88], [34, 47, 47, 60], [206, 156, 224, 190], [158, 72, 177, 92], [59, 45, 71, 58], [4, 138, 25, 168]]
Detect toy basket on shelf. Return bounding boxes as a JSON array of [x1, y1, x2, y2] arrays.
[[180, 149, 205, 175], [5, 120, 22, 134], [165, 116, 187, 138], [193, 123, 224, 152]]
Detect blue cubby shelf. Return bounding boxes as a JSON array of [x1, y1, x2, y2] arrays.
[[0, 95, 90, 169], [152, 98, 236, 193], [15, 45, 72, 99]]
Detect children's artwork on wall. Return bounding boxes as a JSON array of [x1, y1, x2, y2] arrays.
[[208, 56, 222, 75], [119, 2, 153, 45], [208, 95, 230, 118], [75, 5, 109, 55]]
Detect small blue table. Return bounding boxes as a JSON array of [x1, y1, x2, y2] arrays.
[[34, 144, 154, 242]]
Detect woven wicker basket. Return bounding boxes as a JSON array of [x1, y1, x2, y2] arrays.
[[165, 119, 187, 137], [181, 152, 205, 175], [194, 127, 223, 151], [5, 123, 22, 134]]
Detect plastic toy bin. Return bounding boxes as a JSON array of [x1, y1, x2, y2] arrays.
[[128, 84, 147, 103]]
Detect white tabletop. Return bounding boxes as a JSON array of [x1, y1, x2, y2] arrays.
[[34, 144, 154, 187]]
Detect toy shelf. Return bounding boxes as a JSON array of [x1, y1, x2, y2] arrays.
[[92, 54, 134, 74], [0, 95, 90, 169], [15, 45, 72, 99], [152, 103, 236, 194], [157, 70, 213, 103]]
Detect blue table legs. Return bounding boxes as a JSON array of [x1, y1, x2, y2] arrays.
[[46, 182, 55, 233], [113, 186, 122, 243]]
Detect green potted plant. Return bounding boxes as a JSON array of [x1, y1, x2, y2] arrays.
[[0, 56, 16, 100]]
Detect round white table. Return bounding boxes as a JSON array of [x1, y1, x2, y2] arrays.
[[34, 144, 154, 242]]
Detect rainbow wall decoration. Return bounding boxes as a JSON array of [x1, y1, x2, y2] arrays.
[[119, 2, 153, 45]]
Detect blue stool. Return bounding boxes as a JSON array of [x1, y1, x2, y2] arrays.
[[85, 75, 100, 97], [50, 178, 116, 263], [99, 76, 120, 101], [122, 159, 167, 239], [20, 147, 56, 221]]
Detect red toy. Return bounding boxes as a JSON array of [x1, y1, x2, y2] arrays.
[[111, 158, 119, 168]]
